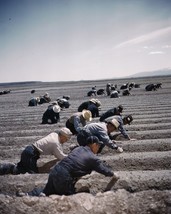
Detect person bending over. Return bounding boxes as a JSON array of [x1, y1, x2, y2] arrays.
[[17, 136, 119, 197], [77, 118, 123, 153], [66, 110, 92, 135], [0, 128, 72, 175]]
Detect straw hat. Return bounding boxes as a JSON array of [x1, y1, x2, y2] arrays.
[[82, 110, 92, 121], [90, 98, 96, 104], [95, 99, 101, 107], [90, 98, 101, 107], [108, 118, 119, 129]]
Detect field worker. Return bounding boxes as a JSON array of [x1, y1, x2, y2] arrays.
[[0, 128, 72, 175], [28, 97, 40, 106], [87, 86, 97, 96], [39, 92, 51, 104], [78, 98, 101, 114], [106, 83, 111, 96], [66, 110, 92, 135], [16, 136, 119, 197], [77, 118, 123, 153], [104, 115, 135, 140], [42, 103, 61, 124], [57, 98, 70, 109], [86, 98, 101, 118], [99, 105, 123, 122], [78, 100, 90, 112], [110, 90, 119, 98]]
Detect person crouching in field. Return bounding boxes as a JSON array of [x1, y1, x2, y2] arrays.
[[42, 102, 61, 124], [16, 136, 119, 197], [28, 97, 40, 106], [104, 115, 136, 141], [39, 92, 51, 104], [0, 128, 72, 175], [66, 110, 92, 135], [77, 118, 123, 153], [78, 98, 101, 118], [99, 105, 123, 122]]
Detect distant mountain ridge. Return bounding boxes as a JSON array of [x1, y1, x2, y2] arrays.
[[1, 69, 171, 85], [127, 68, 171, 78]]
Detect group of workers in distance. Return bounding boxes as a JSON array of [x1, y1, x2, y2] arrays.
[[1, 92, 135, 197]]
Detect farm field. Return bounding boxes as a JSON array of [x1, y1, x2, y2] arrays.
[[0, 75, 171, 214]]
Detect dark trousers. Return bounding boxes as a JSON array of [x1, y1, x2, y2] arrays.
[[66, 120, 77, 135], [43, 164, 76, 196], [17, 145, 40, 174], [42, 111, 60, 124], [27, 187, 44, 196], [26, 165, 75, 196]]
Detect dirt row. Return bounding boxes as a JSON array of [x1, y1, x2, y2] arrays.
[[0, 75, 171, 213]]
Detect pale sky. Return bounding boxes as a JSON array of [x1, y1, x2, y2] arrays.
[[0, 0, 171, 83]]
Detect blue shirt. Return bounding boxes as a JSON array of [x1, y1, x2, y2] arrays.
[[105, 115, 129, 139], [58, 146, 113, 178]]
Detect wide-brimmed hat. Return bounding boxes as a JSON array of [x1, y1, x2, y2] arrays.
[[60, 127, 72, 139], [82, 110, 92, 121], [90, 98, 96, 104], [90, 98, 101, 107], [86, 136, 103, 146], [44, 92, 49, 97], [108, 118, 119, 129], [95, 99, 101, 107], [53, 105, 61, 113]]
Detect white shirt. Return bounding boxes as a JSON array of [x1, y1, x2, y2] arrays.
[[33, 132, 67, 160]]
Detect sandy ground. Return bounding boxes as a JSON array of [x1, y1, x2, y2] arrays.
[[0, 75, 171, 213]]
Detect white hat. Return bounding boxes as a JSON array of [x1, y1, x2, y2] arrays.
[[90, 98, 96, 104], [53, 105, 61, 113], [95, 99, 101, 107], [60, 127, 72, 139], [44, 92, 49, 97], [109, 118, 119, 129], [36, 97, 40, 102], [82, 110, 92, 121], [90, 98, 101, 107]]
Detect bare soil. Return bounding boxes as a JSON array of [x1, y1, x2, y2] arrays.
[[0, 75, 171, 214]]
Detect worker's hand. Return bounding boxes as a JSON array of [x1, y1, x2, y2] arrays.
[[112, 172, 120, 180], [130, 138, 136, 141], [103, 173, 120, 192], [116, 146, 123, 153]]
